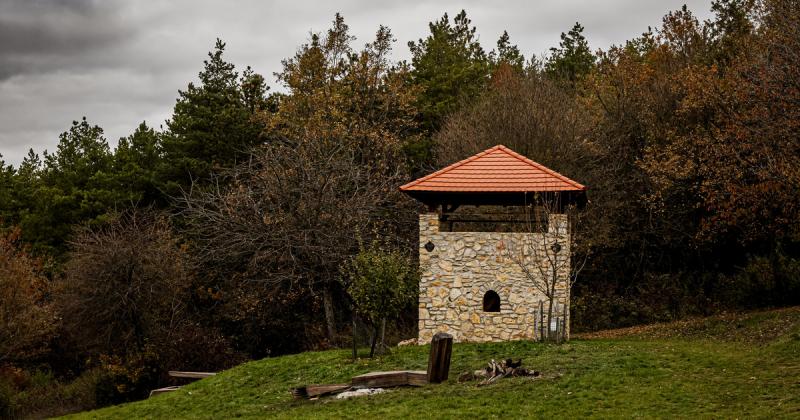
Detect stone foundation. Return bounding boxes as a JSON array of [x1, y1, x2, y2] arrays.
[[417, 212, 570, 343]]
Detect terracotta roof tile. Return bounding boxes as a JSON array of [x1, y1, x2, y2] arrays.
[[400, 145, 586, 192]]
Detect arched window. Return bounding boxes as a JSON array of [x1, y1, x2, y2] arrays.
[[483, 290, 500, 312]]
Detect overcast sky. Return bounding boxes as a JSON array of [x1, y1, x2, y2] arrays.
[[0, 0, 716, 165]]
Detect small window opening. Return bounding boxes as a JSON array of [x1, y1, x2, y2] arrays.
[[483, 290, 501, 312]]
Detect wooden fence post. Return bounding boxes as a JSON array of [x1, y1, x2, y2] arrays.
[[427, 332, 453, 383]]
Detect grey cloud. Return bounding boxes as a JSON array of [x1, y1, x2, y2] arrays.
[[0, 0, 134, 80]]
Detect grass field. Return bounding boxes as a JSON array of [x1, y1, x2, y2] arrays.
[[68, 307, 800, 419]]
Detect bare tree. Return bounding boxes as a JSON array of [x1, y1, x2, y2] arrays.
[[57, 209, 194, 356], [178, 138, 416, 344], [505, 195, 588, 342]]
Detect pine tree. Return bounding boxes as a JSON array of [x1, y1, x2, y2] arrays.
[[113, 122, 164, 206], [491, 30, 525, 71], [0, 155, 14, 225], [22, 118, 118, 256], [408, 10, 491, 133], [161, 39, 266, 195], [545, 22, 595, 83]]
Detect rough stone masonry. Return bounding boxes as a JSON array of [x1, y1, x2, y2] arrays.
[[417, 212, 571, 343]]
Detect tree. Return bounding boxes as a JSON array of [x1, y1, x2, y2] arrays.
[[407, 10, 491, 168], [19, 118, 119, 256], [506, 197, 587, 342], [0, 156, 15, 224], [545, 22, 595, 83], [57, 209, 194, 357], [344, 243, 417, 357], [490, 30, 525, 71], [180, 139, 415, 347], [408, 10, 490, 126], [112, 122, 164, 206], [0, 227, 57, 364], [161, 39, 267, 194]]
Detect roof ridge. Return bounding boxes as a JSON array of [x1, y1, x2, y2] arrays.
[[399, 145, 503, 190], [495, 145, 586, 190]]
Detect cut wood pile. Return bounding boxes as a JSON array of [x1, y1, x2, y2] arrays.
[[458, 358, 540, 386]]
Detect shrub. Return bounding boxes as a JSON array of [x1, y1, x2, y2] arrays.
[[0, 227, 57, 364], [344, 243, 418, 356], [56, 209, 194, 358]]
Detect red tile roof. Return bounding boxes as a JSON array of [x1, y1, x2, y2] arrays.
[[400, 145, 586, 192]]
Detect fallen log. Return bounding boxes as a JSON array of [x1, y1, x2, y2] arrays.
[[292, 383, 351, 399], [350, 370, 428, 388]]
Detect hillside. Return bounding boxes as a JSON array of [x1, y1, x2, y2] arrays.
[[69, 307, 800, 419]]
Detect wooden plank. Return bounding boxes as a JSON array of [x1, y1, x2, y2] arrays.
[[406, 370, 429, 386], [149, 386, 181, 397], [350, 370, 428, 388], [351, 370, 410, 388], [168, 371, 217, 379], [292, 383, 351, 399], [427, 332, 453, 383]]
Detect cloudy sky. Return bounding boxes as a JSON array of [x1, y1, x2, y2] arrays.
[[0, 0, 715, 165]]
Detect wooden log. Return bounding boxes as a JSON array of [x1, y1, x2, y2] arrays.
[[292, 383, 351, 399], [427, 332, 453, 384], [168, 371, 217, 379], [351, 371, 408, 388], [406, 370, 428, 386], [350, 370, 428, 388]]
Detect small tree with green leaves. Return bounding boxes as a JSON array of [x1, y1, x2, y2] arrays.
[[344, 244, 417, 358]]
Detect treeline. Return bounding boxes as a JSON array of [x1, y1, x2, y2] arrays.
[[1, 0, 799, 416]]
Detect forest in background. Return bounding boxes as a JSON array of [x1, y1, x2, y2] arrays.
[[1, 0, 799, 416]]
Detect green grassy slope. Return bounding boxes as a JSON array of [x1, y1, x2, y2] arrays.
[[70, 308, 800, 419]]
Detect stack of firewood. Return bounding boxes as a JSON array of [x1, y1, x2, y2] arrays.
[[458, 358, 540, 386]]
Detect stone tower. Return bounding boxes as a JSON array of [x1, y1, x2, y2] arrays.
[[399, 145, 586, 343]]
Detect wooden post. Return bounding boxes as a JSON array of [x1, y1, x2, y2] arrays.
[[427, 332, 453, 383]]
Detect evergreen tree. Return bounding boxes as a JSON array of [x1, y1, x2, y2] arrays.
[[113, 122, 164, 206], [22, 118, 118, 255], [545, 22, 595, 83], [0, 155, 14, 225], [161, 39, 266, 195], [491, 30, 525, 71], [408, 10, 491, 133]]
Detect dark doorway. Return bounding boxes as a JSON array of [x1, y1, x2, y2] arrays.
[[483, 290, 501, 312]]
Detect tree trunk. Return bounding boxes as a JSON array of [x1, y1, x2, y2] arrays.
[[369, 325, 379, 358], [562, 298, 570, 342], [352, 312, 358, 360], [546, 265, 557, 342], [379, 318, 386, 354], [322, 286, 337, 343]]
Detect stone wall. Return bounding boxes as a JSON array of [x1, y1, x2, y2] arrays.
[[417, 212, 571, 343]]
